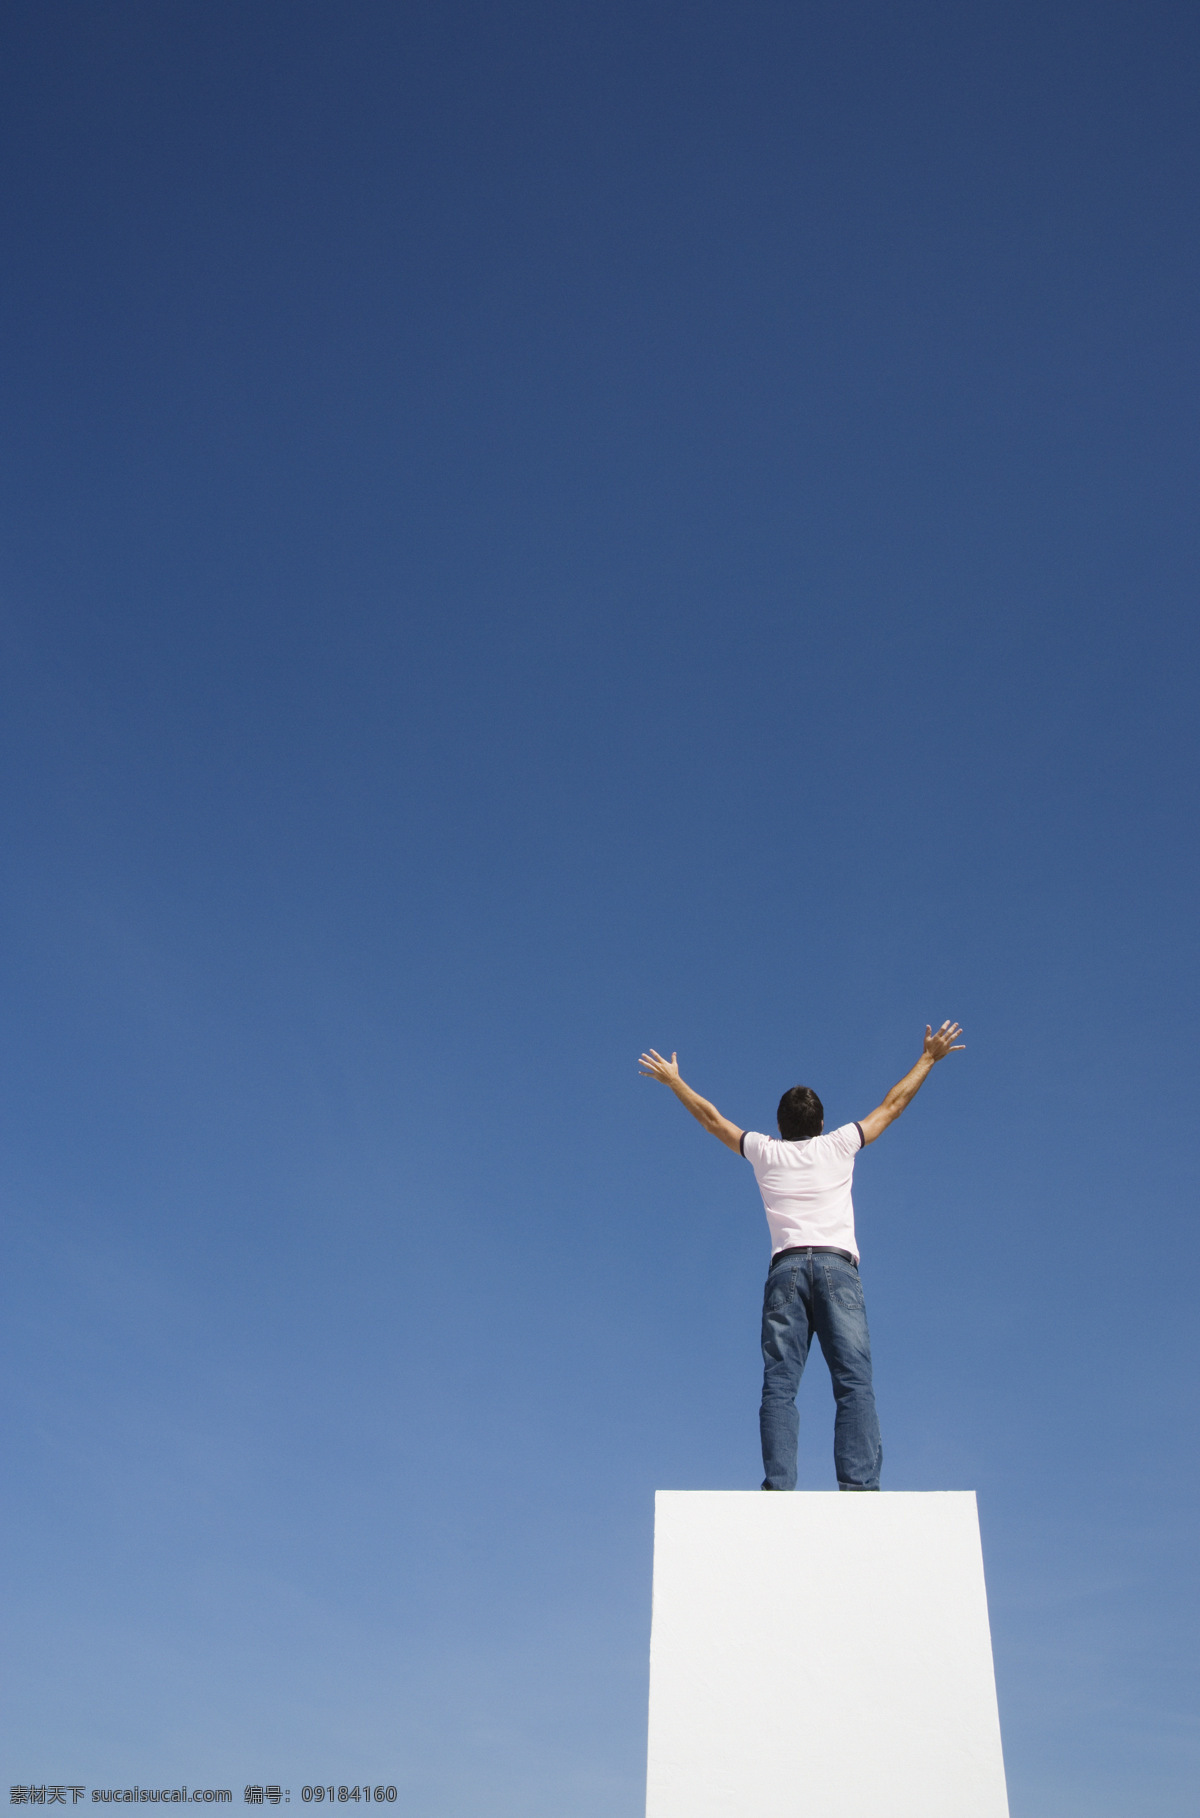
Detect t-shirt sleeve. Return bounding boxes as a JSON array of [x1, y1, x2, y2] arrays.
[[741, 1130, 767, 1165], [829, 1122, 865, 1158]]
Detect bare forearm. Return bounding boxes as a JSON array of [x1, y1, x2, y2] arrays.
[[882, 1052, 934, 1116], [860, 1022, 963, 1144], [861, 1052, 931, 1144], [669, 1076, 726, 1134], [637, 1047, 746, 1153]]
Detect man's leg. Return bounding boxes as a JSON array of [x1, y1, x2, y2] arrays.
[[759, 1255, 815, 1490], [811, 1255, 882, 1490]]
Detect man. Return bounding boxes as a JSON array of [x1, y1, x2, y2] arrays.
[[638, 1023, 965, 1491]]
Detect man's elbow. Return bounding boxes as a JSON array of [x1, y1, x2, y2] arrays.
[[861, 1110, 895, 1144]]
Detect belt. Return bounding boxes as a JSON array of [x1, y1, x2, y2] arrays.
[[770, 1245, 857, 1269]]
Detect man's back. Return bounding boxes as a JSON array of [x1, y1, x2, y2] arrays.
[[741, 1123, 865, 1259]]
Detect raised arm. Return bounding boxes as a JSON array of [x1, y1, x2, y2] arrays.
[[638, 1050, 745, 1154], [858, 1022, 965, 1145]]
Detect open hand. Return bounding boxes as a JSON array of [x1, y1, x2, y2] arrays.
[[924, 1021, 965, 1062], [639, 1048, 680, 1084]]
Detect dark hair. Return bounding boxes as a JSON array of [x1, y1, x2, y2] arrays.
[[776, 1085, 824, 1141]]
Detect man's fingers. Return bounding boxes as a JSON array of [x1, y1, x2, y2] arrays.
[[926, 1019, 965, 1058]]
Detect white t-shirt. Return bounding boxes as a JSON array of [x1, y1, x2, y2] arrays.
[[741, 1123, 866, 1262]]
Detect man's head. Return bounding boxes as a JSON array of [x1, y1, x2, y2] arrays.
[[776, 1085, 824, 1141]]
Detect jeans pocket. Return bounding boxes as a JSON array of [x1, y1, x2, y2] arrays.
[[764, 1266, 799, 1311], [821, 1261, 863, 1312]]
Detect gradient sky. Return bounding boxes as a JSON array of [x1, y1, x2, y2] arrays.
[[2, 4, 1198, 1815]]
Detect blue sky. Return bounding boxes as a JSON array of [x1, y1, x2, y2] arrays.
[[1, 3, 1197, 1813]]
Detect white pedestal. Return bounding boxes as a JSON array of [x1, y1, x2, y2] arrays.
[[645, 1492, 1009, 1818]]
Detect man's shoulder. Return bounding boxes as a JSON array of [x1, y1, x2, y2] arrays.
[[817, 1122, 865, 1155], [742, 1131, 807, 1163], [743, 1126, 861, 1163]]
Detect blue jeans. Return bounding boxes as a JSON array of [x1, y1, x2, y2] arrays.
[[759, 1248, 882, 1490]]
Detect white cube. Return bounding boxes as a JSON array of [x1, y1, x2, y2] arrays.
[[646, 1491, 1009, 1818]]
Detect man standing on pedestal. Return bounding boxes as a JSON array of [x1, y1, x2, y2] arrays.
[[638, 1023, 965, 1491]]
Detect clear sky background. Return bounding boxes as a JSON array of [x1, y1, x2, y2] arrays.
[[1, 3, 1197, 1814]]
